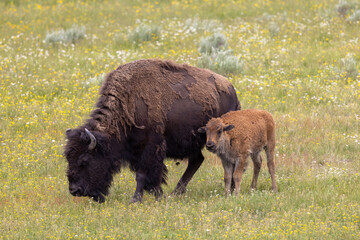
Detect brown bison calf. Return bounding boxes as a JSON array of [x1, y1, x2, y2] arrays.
[[198, 109, 277, 196]]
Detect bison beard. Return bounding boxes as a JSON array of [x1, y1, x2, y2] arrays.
[[64, 59, 241, 203]]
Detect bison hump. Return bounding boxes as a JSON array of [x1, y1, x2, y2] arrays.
[[94, 59, 235, 137]]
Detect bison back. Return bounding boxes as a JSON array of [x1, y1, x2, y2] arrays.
[[94, 59, 240, 140]]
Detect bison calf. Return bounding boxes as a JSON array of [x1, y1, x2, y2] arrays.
[[198, 109, 277, 196]]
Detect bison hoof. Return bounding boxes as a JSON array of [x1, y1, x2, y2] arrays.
[[129, 197, 142, 204], [92, 195, 105, 203], [155, 194, 163, 202], [171, 188, 187, 196], [129, 193, 143, 204]]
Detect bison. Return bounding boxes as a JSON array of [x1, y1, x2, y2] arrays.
[[198, 109, 277, 196], [64, 59, 241, 203]]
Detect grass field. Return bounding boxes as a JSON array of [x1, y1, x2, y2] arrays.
[[1, 0, 359, 239]]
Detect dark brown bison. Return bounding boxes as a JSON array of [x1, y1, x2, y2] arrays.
[[64, 59, 241, 203]]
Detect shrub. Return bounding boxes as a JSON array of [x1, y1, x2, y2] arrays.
[[259, 13, 274, 22], [127, 24, 160, 44], [198, 33, 228, 54], [87, 74, 105, 86], [45, 25, 85, 44], [335, 0, 354, 18], [268, 22, 280, 38], [198, 49, 244, 76], [197, 33, 244, 76], [185, 17, 223, 33], [347, 9, 360, 22], [4, 0, 20, 5], [340, 55, 358, 80], [114, 33, 128, 47]]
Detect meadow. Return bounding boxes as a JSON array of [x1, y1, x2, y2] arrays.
[[1, 0, 359, 239]]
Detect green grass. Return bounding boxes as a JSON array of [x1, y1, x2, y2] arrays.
[[1, 0, 360, 239]]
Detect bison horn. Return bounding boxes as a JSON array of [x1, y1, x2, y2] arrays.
[[85, 128, 97, 150]]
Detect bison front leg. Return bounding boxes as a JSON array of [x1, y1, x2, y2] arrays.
[[130, 171, 146, 203], [130, 137, 167, 203], [172, 150, 204, 195]]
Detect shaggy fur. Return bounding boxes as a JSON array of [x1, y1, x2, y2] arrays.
[[64, 59, 241, 203], [88, 59, 234, 138], [198, 109, 277, 197]]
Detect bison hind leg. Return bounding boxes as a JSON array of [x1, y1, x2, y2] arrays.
[[172, 149, 204, 195], [145, 185, 164, 201]]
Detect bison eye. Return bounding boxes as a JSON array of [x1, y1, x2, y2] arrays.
[[217, 130, 222, 135], [67, 171, 77, 182], [78, 158, 88, 167]]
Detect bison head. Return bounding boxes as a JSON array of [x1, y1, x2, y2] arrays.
[[64, 128, 115, 203], [198, 118, 234, 153]]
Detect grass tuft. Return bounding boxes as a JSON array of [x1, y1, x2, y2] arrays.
[[340, 55, 358, 80], [268, 21, 281, 38], [45, 25, 86, 44], [347, 9, 360, 22], [198, 49, 245, 76], [335, 0, 354, 18], [87, 74, 105, 86], [127, 23, 160, 44], [198, 33, 243, 75], [198, 33, 228, 54], [185, 17, 223, 33]]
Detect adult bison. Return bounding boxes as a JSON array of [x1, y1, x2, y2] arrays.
[[64, 59, 241, 203]]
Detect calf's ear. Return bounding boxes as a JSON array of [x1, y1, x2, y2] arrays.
[[197, 126, 206, 133], [223, 124, 235, 132]]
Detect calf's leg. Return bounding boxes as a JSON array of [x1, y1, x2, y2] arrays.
[[265, 146, 278, 192], [250, 152, 262, 190], [220, 158, 234, 197], [232, 154, 249, 196], [230, 177, 235, 194]]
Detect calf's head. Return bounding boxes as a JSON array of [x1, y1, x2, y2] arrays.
[[198, 118, 234, 153], [64, 128, 114, 203]]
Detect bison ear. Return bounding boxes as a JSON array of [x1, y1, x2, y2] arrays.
[[197, 127, 206, 133], [223, 124, 235, 132]]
